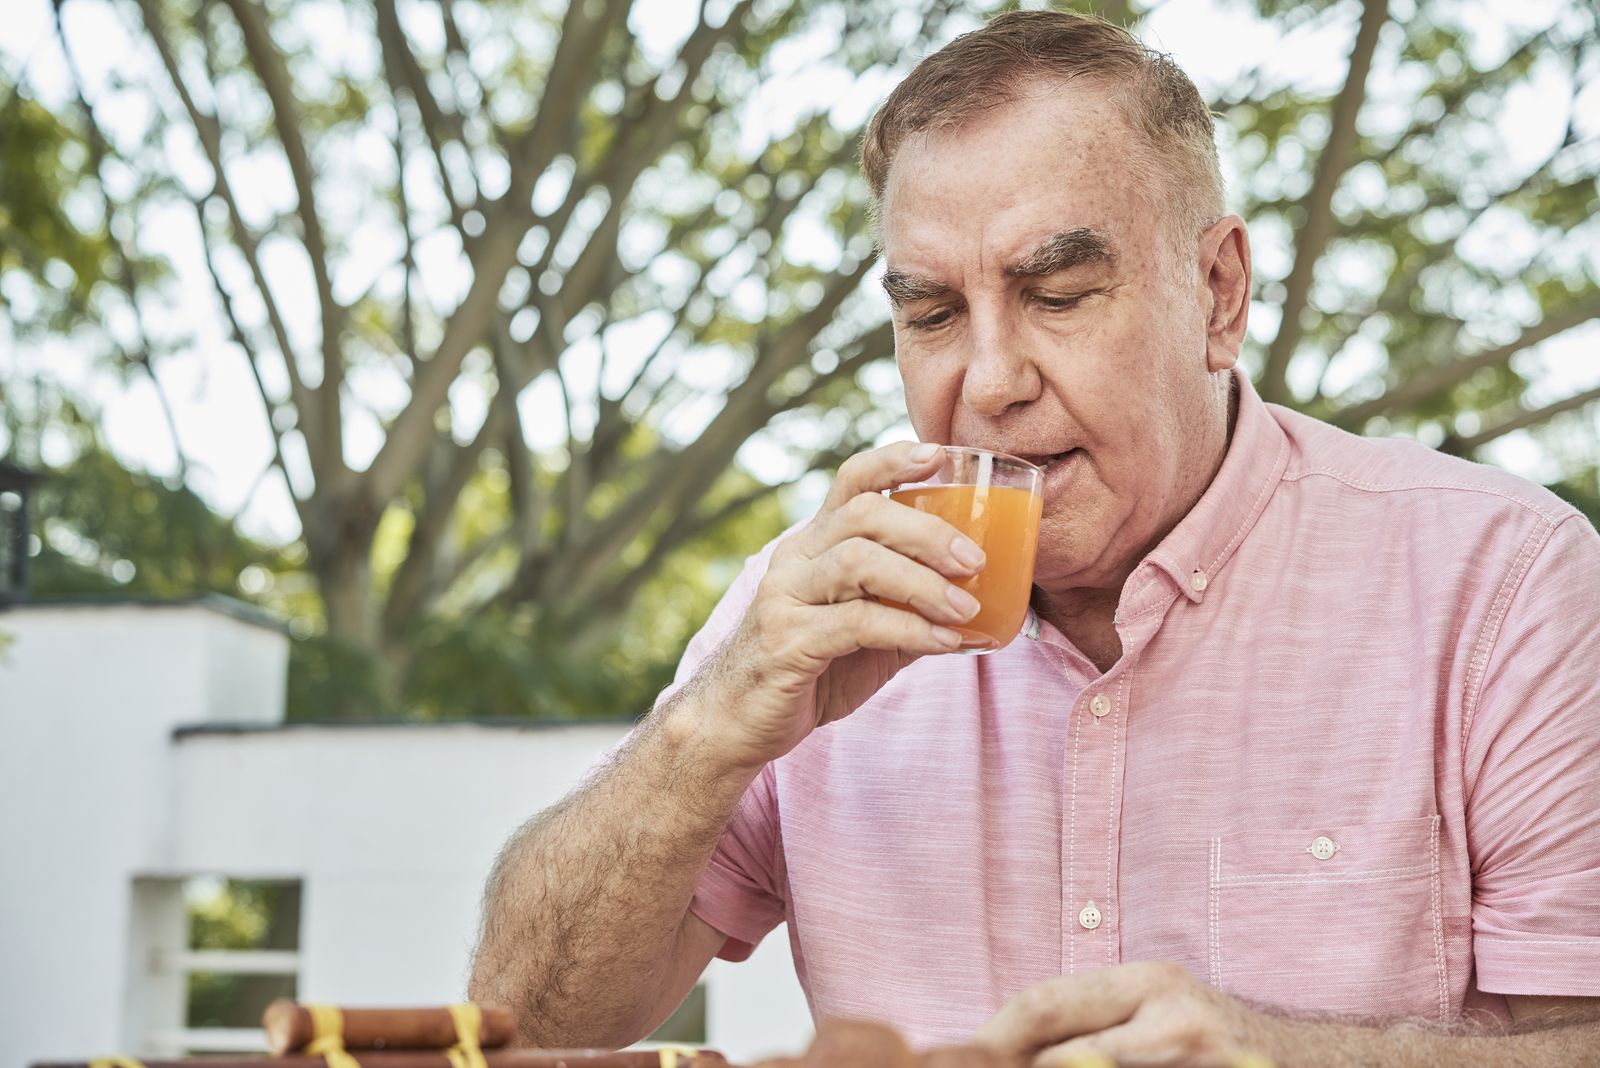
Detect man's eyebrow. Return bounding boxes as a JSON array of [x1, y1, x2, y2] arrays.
[[881, 269, 952, 307], [1006, 227, 1117, 277]]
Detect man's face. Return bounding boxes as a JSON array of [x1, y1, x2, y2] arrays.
[[880, 80, 1240, 594]]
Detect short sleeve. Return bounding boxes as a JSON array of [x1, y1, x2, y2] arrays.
[[689, 762, 786, 961], [1465, 512, 1600, 995], [656, 532, 794, 960]]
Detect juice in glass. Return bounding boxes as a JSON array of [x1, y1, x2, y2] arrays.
[[885, 448, 1043, 652]]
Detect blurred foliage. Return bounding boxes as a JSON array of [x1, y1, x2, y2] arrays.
[[1224, 0, 1599, 439], [1551, 468, 1600, 530], [0, 78, 112, 324], [186, 879, 300, 1031], [11, 390, 787, 719], [29, 445, 293, 599]]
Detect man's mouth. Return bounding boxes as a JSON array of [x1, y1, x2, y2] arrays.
[[1013, 448, 1081, 471]]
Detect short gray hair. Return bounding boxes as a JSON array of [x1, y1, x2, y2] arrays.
[[861, 10, 1226, 239]]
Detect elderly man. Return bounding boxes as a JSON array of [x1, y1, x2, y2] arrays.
[[469, 10, 1600, 1065]]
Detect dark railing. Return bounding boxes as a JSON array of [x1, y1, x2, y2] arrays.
[[0, 461, 39, 604]]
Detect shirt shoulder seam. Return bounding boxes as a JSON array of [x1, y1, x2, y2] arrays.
[[1459, 513, 1576, 761], [1280, 467, 1569, 525]]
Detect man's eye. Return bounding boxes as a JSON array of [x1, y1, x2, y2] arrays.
[[1034, 292, 1090, 311], [910, 307, 958, 330]]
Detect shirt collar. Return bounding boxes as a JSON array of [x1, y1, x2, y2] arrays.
[[1121, 368, 1290, 617]]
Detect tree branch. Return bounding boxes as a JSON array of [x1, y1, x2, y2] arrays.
[[521, 0, 755, 309], [380, 306, 543, 633], [588, 121, 855, 478], [503, 0, 634, 187], [538, 255, 878, 606], [191, 199, 306, 519], [374, 0, 479, 235], [566, 325, 893, 626], [52, 0, 190, 483], [380, 399, 512, 637], [1446, 382, 1600, 454], [392, 116, 420, 369], [361, 0, 634, 514], [1259, 0, 1389, 405], [1308, 138, 1592, 404], [221, 0, 347, 479], [1332, 294, 1600, 430], [134, 0, 320, 468], [358, 202, 530, 509], [586, 475, 789, 623]]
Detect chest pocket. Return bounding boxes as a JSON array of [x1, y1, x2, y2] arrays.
[[1207, 815, 1447, 1022]]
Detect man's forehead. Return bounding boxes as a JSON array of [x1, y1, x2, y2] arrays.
[[877, 86, 1137, 265], [883, 79, 1132, 186]]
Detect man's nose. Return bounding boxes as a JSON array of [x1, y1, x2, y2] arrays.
[[961, 309, 1041, 418]]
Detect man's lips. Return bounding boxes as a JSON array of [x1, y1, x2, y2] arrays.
[[1009, 448, 1082, 470]]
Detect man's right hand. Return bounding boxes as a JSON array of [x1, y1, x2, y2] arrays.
[[694, 440, 988, 771]]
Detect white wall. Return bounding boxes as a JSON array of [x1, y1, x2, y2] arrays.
[[0, 601, 812, 1068], [0, 602, 287, 1067], [169, 723, 812, 1062]]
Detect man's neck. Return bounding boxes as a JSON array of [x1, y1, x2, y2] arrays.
[[1033, 587, 1123, 673]]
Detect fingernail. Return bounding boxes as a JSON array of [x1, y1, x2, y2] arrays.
[[931, 626, 962, 649], [951, 537, 986, 569], [910, 443, 941, 463], [946, 585, 981, 620]]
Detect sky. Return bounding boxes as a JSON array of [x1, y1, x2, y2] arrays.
[[1, 0, 1596, 546]]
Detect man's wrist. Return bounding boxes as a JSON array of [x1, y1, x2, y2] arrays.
[[650, 682, 765, 800]]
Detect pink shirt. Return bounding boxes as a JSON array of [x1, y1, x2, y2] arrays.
[[670, 372, 1600, 1045]]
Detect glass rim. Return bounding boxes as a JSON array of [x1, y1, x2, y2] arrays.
[[921, 444, 1042, 475]]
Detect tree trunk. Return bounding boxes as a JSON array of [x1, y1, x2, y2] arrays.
[[320, 550, 375, 646], [310, 506, 386, 719]]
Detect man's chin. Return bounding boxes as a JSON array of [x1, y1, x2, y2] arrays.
[[1030, 550, 1120, 598], [1035, 513, 1155, 591]]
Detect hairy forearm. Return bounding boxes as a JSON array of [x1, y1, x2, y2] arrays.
[[467, 684, 756, 1048], [1264, 1011, 1600, 1067]]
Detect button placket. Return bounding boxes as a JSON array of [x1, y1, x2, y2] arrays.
[[1062, 662, 1133, 973]]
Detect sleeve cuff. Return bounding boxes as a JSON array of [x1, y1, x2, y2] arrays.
[[689, 858, 784, 963], [1474, 935, 1600, 996]]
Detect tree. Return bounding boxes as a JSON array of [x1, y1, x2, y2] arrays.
[[1233, 0, 1600, 450], [5, 0, 1597, 718], [19, 0, 976, 713]]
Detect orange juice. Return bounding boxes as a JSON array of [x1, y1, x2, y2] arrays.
[[886, 483, 1043, 651]]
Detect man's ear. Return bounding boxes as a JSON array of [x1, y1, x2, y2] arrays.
[[1198, 216, 1251, 374]]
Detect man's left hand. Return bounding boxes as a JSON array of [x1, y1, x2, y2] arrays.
[[972, 961, 1280, 1067]]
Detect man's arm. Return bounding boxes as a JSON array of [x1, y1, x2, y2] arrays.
[[468, 441, 985, 1047], [973, 963, 1600, 1067], [466, 689, 749, 1048]]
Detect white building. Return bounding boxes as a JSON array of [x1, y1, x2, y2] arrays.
[[0, 599, 812, 1068]]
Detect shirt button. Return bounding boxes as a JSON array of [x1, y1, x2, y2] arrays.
[[1078, 901, 1103, 930], [1190, 569, 1209, 593], [1309, 835, 1339, 861], [1089, 694, 1111, 718]]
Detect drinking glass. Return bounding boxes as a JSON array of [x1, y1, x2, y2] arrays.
[[887, 446, 1043, 653]]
